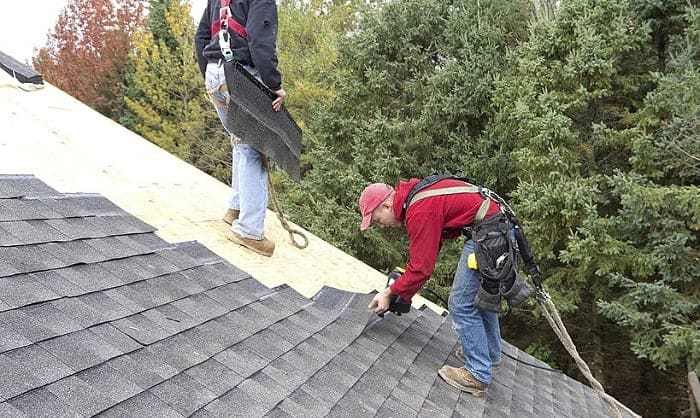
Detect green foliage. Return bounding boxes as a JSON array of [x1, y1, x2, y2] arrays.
[[525, 341, 560, 369], [631, 5, 700, 184], [122, 0, 229, 180], [491, 0, 697, 411], [492, 0, 652, 309], [146, 0, 181, 50], [565, 174, 699, 372], [286, 0, 531, 282], [276, 0, 367, 128], [630, 0, 689, 71], [592, 5, 700, 374]]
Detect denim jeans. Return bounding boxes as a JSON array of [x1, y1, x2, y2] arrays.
[[205, 62, 268, 239], [449, 238, 502, 384]]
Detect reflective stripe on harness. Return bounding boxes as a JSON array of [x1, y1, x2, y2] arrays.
[[407, 185, 492, 222]]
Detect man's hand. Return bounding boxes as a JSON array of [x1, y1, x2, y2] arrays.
[[272, 88, 286, 112], [368, 287, 393, 315]]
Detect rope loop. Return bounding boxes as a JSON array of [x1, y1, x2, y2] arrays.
[[287, 228, 309, 249]]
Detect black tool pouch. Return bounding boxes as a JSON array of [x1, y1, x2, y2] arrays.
[[472, 213, 532, 312], [501, 273, 532, 308]]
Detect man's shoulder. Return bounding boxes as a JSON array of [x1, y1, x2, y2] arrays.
[[396, 178, 421, 193]]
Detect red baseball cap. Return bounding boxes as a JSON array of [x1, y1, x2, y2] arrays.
[[359, 183, 393, 231]]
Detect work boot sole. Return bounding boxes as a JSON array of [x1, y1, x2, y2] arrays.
[[226, 230, 273, 257], [438, 368, 486, 397]]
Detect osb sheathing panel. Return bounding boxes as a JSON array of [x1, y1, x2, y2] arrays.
[[0, 74, 444, 313]]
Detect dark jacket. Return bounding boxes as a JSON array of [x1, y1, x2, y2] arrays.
[[389, 178, 500, 300], [195, 0, 282, 90]]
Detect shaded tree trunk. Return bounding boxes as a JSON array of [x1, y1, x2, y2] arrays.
[[591, 303, 606, 386], [689, 357, 699, 418]]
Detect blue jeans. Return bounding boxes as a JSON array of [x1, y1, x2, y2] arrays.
[[205, 62, 268, 239], [449, 238, 502, 384]]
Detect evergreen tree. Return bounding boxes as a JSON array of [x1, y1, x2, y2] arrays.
[[492, 0, 651, 392], [122, 0, 228, 179], [631, 0, 690, 71], [493, 0, 696, 414], [592, 4, 699, 414], [276, 0, 368, 128]]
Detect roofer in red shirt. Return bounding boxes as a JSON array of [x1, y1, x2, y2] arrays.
[[360, 175, 533, 396]]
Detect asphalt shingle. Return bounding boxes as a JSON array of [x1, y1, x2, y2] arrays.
[[149, 373, 217, 416], [0, 175, 57, 198], [184, 358, 244, 397], [47, 375, 116, 416], [4, 344, 74, 390], [102, 390, 184, 418], [76, 362, 142, 404], [0, 309, 58, 343], [0, 200, 48, 222], [8, 388, 83, 418], [0, 274, 60, 308], [0, 401, 27, 417]]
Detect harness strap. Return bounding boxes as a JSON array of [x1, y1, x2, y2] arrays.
[[407, 185, 492, 222], [211, 0, 248, 39], [206, 82, 229, 109]]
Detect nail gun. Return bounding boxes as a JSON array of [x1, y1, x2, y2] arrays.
[[381, 267, 411, 316]]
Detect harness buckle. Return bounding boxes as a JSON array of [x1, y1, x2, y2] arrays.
[[461, 227, 473, 239], [219, 6, 232, 30], [218, 30, 234, 62]]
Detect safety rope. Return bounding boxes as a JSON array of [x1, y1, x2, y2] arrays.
[[536, 291, 623, 418], [262, 156, 308, 249]]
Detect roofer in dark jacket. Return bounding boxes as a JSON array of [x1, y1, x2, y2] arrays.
[[360, 177, 505, 396], [195, 0, 285, 257]]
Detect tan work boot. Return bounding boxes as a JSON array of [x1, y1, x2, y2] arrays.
[[438, 365, 488, 396], [226, 230, 275, 257], [223, 209, 240, 225], [455, 346, 501, 372]]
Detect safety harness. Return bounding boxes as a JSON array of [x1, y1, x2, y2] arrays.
[[402, 174, 537, 312], [402, 174, 489, 222], [213, 0, 247, 62], [206, 0, 248, 107]]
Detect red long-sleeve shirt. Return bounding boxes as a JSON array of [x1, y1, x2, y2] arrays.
[[388, 178, 500, 300]]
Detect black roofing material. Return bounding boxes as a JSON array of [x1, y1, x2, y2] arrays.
[[0, 51, 43, 85], [224, 61, 302, 181], [0, 175, 634, 417], [0, 175, 57, 198]]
